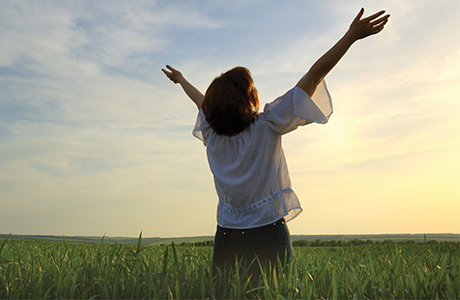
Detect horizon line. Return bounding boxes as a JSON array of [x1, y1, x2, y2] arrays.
[[1, 232, 459, 239]]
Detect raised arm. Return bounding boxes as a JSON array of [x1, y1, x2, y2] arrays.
[[296, 8, 390, 97], [161, 65, 204, 109]]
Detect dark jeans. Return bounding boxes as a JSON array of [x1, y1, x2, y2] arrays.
[[212, 218, 293, 281]]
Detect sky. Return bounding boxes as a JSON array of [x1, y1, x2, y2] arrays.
[[0, 0, 459, 238]]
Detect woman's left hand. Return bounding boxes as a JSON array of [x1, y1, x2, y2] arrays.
[[161, 65, 184, 84]]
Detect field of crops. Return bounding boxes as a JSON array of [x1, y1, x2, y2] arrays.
[[1, 235, 458, 299]]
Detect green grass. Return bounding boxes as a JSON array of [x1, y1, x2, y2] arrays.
[[0, 234, 458, 299]]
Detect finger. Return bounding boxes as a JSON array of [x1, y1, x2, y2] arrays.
[[370, 14, 390, 27], [363, 10, 386, 22], [370, 25, 385, 35], [166, 65, 177, 72], [352, 7, 364, 24], [369, 19, 389, 35], [369, 19, 389, 33], [378, 18, 389, 29]]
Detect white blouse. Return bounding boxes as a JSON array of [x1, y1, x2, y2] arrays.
[[193, 80, 333, 229]]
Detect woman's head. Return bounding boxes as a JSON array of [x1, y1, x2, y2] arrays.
[[202, 66, 259, 136]]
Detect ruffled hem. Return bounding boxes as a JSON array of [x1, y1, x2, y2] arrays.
[[192, 109, 207, 146], [293, 80, 333, 124], [216, 188, 303, 229]]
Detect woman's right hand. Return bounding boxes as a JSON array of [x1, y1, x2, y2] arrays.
[[161, 65, 184, 84], [346, 8, 390, 41]]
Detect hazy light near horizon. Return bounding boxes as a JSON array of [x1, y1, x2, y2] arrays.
[[0, 0, 458, 237]]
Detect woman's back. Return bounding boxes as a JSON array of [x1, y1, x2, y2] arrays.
[[194, 84, 332, 228]]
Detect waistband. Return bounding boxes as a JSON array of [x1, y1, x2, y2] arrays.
[[217, 218, 286, 235]]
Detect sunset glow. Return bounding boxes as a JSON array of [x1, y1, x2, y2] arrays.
[[0, 0, 458, 237]]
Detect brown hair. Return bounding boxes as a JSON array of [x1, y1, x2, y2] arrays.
[[202, 67, 259, 136]]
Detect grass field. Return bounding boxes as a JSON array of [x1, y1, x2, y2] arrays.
[[1, 234, 458, 299]]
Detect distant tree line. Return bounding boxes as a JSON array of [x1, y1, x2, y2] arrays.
[[160, 240, 215, 247], [170, 239, 458, 247], [292, 239, 455, 247]]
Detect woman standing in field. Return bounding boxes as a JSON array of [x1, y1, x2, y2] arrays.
[[162, 8, 389, 279]]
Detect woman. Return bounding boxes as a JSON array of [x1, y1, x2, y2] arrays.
[[162, 8, 389, 279]]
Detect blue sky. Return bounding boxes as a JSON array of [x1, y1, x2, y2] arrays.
[[1, 0, 459, 237]]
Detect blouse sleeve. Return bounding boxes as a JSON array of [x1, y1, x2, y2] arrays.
[[192, 109, 209, 146], [263, 79, 333, 135]]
